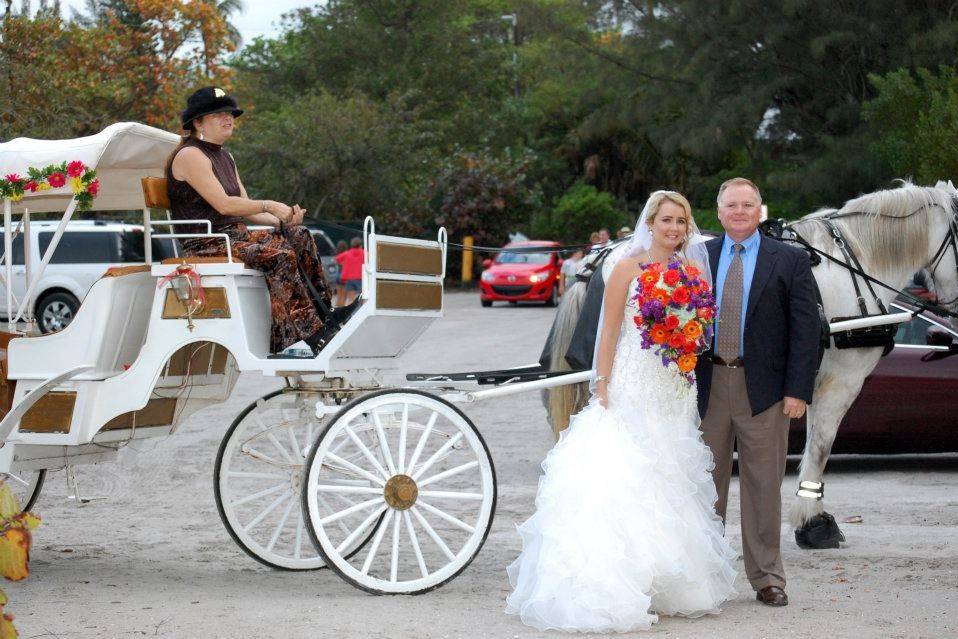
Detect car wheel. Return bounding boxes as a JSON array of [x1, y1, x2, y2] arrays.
[[36, 291, 80, 334], [546, 285, 558, 307], [481, 299, 492, 307]]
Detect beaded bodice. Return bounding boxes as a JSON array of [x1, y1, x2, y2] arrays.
[[607, 277, 698, 421]]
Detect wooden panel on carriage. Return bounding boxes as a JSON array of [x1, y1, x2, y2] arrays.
[[19, 391, 76, 433], [375, 281, 443, 311], [376, 242, 444, 276], [101, 397, 177, 431], [162, 287, 232, 319]]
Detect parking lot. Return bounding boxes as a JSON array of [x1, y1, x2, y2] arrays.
[[10, 292, 958, 638]]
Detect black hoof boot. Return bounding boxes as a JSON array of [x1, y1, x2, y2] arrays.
[[795, 512, 845, 549]]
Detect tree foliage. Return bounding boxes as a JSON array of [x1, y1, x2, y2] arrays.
[[0, 0, 237, 138], [533, 181, 627, 244], [3, 0, 958, 238]]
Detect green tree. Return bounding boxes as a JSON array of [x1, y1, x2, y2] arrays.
[[864, 66, 958, 185], [532, 181, 627, 244]]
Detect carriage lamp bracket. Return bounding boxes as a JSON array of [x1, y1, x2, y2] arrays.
[[796, 480, 824, 500]]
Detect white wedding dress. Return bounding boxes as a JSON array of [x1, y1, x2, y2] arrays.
[[506, 277, 738, 633]]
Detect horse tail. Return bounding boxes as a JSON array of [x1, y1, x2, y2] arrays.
[[545, 281, 591, 440]]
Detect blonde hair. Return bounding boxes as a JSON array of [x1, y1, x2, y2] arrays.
[[645, 191, 694, 250], [717, 177, 762, 205]]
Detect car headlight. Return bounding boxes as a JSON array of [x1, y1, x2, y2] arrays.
[[481, 271, 495, 282], [529, 274, 542, 283]]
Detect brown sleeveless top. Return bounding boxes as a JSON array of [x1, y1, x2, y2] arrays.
[[166, 137, 246, 234]]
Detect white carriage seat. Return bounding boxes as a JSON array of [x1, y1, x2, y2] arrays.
[[8, 270, 157, 381], [151, 255, 263, 278]]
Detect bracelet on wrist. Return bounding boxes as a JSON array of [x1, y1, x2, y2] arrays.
[[261, 200, 268, 214], [594, 375, 608, 384]]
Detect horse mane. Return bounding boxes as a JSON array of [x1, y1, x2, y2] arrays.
[[799, 181, 952, 273]]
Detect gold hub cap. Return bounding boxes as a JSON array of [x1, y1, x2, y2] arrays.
[[383, 474, 419, 510]]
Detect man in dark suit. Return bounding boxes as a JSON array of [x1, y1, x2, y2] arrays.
[[695, 177, 819, 607]]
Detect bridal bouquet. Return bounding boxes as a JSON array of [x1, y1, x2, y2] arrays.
[[633, 259, 716, 383]]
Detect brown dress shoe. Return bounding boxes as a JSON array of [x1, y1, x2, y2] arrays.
[[756, 586, 788, 606]]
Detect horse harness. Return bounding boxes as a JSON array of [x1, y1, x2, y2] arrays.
[[762, 195, 958, 355]]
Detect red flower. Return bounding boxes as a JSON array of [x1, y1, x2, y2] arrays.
[[685, 265, 701, 278], [87, 179, 100, 196], [633, 315, 644, 329], [24, 180, 38, 192], [671, 286, 690, 305], [697, 306, 714, 320], [47, 172, 66, 188], [646, 261, 663, 273], [67, 161, 86, 177], [682, 339, 697, 354], [668, 331, 686, 349], [663, 314, 680, 330], [650, 324, 669, 344], [699, 281, 711, 293], [3, 173, 22, 183], [662, 269, 680, 287]]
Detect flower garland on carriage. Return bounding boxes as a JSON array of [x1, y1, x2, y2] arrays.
[[0, 161, 100, 211]]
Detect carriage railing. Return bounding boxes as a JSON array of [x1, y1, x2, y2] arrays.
[[146, 219, 235, 264]]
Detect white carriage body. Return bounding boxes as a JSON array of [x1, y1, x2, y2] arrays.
[[0, 123, 447, 477]]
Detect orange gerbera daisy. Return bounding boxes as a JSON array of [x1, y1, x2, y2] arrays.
[[682, 320, 703, 339], [639, 270, 659, 287], [650, 325, 669, 344], [677, 354, 697, 373]]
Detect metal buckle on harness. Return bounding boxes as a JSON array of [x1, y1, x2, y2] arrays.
[[796, 480, 824, 500]]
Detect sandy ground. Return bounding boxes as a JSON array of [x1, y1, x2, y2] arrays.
[[9, 292, 957, 639]]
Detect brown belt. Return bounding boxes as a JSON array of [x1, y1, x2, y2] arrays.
[[709, 355, 744, 368]]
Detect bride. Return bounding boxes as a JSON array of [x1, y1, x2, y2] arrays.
[[506, 191, 738, 632]]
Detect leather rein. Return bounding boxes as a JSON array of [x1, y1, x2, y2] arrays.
[[774, 197, 958, 321]]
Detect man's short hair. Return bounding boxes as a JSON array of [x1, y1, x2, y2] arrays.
[[350, 236, 362, 248], [717, 177, 762, 205]]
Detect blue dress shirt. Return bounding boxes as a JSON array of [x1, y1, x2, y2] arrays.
[[714, 230, 761, 357]]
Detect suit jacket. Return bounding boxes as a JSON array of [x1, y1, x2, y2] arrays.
[[695, 234, 820, 417]]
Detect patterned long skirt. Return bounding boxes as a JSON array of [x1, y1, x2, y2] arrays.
[[182, 224, 332, 352]]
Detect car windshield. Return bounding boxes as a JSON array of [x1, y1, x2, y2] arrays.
[[496, 250, 551, 265]]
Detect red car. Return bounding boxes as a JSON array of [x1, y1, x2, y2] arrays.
[[789, 301, 958, 454], [479, 241, 562, 307]]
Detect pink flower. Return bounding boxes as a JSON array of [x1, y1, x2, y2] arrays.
[[3, 173, 22, 183], [67, 161, 86, 177], [87, 179, 100, 196], [24, 180, 38, 192], [47, 172, 66, 188]]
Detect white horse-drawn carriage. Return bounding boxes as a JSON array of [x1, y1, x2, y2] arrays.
[[0, 123, 596, 595]]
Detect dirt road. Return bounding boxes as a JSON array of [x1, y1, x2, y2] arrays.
[[11, 292, 957, 638]]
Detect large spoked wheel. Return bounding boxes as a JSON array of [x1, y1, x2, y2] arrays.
[[215, 389, 381, 570], [302, 389, 496, 595], [1, 469, 45, 512]]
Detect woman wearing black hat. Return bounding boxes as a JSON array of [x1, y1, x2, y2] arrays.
[[166, 86, 333, 356]]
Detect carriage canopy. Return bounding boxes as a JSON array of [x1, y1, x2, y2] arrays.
[[0, 122, 180, 213]]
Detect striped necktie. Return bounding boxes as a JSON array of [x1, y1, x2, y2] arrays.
[[717, 243, 745, 360]]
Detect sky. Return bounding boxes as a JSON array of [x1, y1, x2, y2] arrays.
[[58, 0, 320, 46]]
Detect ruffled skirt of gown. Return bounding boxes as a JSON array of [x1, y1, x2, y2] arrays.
[[505, 348, 738, 633]]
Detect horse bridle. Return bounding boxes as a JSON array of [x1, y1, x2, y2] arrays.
[[783, 197, 958, 320]]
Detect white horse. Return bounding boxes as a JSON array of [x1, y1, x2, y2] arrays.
[[545, 180, 958, 548]]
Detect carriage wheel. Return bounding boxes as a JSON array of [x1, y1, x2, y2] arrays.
[[215, 389, 382, 570], [302, 389, 496, 594], [1, 469, 45, 513]]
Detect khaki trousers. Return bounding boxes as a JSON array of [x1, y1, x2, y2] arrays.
[[700, 365, 789, 591]]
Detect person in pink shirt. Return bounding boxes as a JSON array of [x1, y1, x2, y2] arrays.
[[335, 237, 365, 305]]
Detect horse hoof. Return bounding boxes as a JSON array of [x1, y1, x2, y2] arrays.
[[794, 512, 846, 549]]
